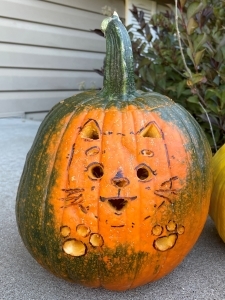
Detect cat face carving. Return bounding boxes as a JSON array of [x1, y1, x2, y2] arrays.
[[60, 109, 188, 252]]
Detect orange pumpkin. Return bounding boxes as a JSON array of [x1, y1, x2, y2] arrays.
[[16, 13, 212, 290]]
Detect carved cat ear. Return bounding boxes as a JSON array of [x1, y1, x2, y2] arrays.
[[138, 121, 163, 138], [80, 119, 101, 140]]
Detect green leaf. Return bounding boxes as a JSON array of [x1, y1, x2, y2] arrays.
[[213, 76, 220, 86], [193, 33, 208, 52], [137, 29, 145, 37], [205, 88, 221, 100], [146, 68, 155, 86], [218, 66, 225, 83], [207, 103, 219, 113], [221, 45, 225, 60], [128, 32, 134, 40], [139, 42, 147, 53], [187, 2, 204, 20], [146, 33, 152, 42], [136, 38, 143, 46], [126, 24, 133, 31], [157, 77, 166, 91], [220, 91, 225, 103], [177, 80, 186, 98], [187, 95, 199, 103], [187, 48, 195, 65], [139, 57, 151, 68], [139, 67, 147, 81]]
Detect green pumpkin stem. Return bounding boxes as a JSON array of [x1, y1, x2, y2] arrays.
[[99, 12, 136, 100]]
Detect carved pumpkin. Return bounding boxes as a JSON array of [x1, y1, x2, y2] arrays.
[[16, 13, 212, 291], [209, 144, 225, 242]]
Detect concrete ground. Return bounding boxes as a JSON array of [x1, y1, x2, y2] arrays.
[[1, 117, 225, 300]]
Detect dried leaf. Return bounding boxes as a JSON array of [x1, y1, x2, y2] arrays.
[[179, 0, 187, 9], [187, 73, 207, 85], [194, 49, 205, 66], [187, 17, 198, 35]]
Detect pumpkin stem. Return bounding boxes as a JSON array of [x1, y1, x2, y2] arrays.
[[99, 12, 136, 100]]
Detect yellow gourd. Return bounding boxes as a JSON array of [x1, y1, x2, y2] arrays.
[[209, 144, 225, 242]]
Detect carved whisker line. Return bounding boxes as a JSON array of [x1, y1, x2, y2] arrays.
[[60, 194, 83, 202], [157, 201, 165, 209], [79, 204, 88, 214], [61, 198, 84, 208], [62, 188, 84, 194], [161, 176, 179, 188], [60, 193, 84, 208], [164, 143, 170, 167], [67, 143, 75, 169], [156, 189, 178, 194], [154, 192, 172, 203]]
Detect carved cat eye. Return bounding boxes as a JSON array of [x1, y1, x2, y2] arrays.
[[87, 162, 104, 180], [135, 163, 156, 181]]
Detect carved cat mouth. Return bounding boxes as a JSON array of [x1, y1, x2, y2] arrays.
[[100, 196, 137, 211]]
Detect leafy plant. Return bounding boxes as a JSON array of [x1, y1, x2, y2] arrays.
[[127, 0, 225, 152]]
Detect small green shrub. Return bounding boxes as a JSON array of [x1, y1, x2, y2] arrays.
[[128, 0, 225, 151]]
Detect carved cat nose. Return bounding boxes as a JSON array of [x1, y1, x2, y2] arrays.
[[111, 177, 130, 188]]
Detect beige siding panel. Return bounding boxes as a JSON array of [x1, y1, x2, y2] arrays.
[[0, 44, 105, 70], [0, 69, 103, 91], [0, 18, 105, 52], [0, 91, 81, 116], [0, 0, 103, 31], [0, 0, 108, 119], [44, 0, 125, 17]]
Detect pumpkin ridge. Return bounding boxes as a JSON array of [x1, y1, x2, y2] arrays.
[[59, 108, 104, 282], [175, 103, 212, 192], [16, 106, 75, 271], [169, 104, 196, 194], [42, 112, 80, 277], [36, 115, 74, 272], [168, 103, 211, 231], [125, 109, 140, 289], [96, 109, 106, 287], [139, 110, 171, 285], [169, 104, 200, 211], [16, 105, 68, 250], [130, 109, 145, 288]]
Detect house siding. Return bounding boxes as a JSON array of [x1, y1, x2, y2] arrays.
[[0, 0, 125, 119]]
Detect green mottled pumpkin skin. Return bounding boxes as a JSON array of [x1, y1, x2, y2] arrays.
[[16, 90, 212, 290], [16, 14, 213, 291]]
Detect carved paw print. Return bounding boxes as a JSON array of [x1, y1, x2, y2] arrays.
[[152, 221, 185, 252], [60, 224, 104, 257]]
